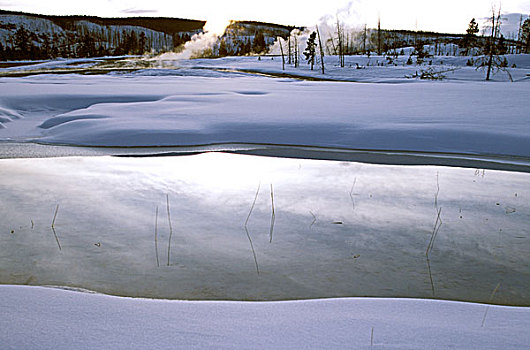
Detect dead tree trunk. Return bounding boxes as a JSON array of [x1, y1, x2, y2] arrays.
[[279, 37, 285, 70], [316, 25, 325, 74], [294, 35, 299, 68], [336, 17, 345, 67], [288, 35, 292, 64], [377, 17, 382, 55], [362, 24, 367, 55], [486, 7, 501, 81]]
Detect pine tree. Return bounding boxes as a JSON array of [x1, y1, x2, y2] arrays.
[[522, 18, 530, 54], [498, 34, 507, 55], [13, 26, 30, 59], [303, 31, 317, 70], [218, 38, 228, 56], [138, 32, 147, 54], [77, 33, 96, 57], [414, 40, 429, 64], [462, 18, 479, 55], [467, 18, 479, 36], [0, 41, 5, 61], [41, 33, 52, 59], [252, 30, 266, 53]]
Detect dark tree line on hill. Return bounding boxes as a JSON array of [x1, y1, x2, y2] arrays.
[[218, 29, 267, 56], [1, 26, 129, 60], [215, 21, 296, 57], [0, 24, 193, 61]]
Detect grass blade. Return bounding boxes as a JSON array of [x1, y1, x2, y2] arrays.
[[166, 194, 173, 266]]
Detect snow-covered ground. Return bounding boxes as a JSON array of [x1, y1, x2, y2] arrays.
[[174, 53, 530, 83], [1, 54, 530, 160], [1, 55, 529, 349], [2, 285, 529, 350]]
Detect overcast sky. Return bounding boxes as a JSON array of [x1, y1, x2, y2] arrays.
[[2, 0, 530, 33]]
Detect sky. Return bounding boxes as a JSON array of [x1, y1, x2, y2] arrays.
[[1, 0, 529, 34]]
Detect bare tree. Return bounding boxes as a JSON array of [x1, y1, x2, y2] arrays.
[[288, 35, 292, 64], [517, 14, 524, 54], [476, 5, 511, 81], [294, 31, 299, 68], [316, 25, 325, 74], [279, 37, 285, 70], [362, 24, 367, 55], [486, 6, 502, 80], [377, 16, 382, 55], [336, 17, 345, 67]]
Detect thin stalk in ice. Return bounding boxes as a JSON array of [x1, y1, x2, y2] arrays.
[[51, 204, 61, 251], [166, 194, 173, 266], [269, 184, 275, 243], [154, 206, 160, 267], [245, 183, 261, 275]]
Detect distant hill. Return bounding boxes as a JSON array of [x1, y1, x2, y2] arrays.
[[0, 10, 205, 35], [0, 10, 304, 60], [215, 20, 303, 56], [0, 9, 206, 60]]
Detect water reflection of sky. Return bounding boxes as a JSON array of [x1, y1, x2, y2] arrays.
[[0, 153, 528, 305]]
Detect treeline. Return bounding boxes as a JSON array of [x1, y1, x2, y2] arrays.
[[218, 30, 268, 56], [216, 21, 298, 56], [0, 24, 195, 60], [0, 10, 204, 61], [0, 10, 205, 36]]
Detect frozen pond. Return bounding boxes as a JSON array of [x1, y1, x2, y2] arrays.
[[0, 153, 528, 305]]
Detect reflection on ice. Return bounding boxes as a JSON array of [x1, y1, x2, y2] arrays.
[[0, 153, 528, 305]]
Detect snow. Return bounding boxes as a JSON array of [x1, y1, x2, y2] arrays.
[[1, 55, 530, 159], [1, 285, 529, 350], [179, 54, 530, 82]]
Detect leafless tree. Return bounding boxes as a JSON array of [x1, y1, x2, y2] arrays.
[[336, 17, 345, 67], [316, 25, 325, 74], [362, 24, 367, 54], [377, 16, 382, 55], [476, 5, 511, 81]]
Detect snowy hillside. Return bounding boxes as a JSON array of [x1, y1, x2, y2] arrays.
[[0, 10, 204, 59], [214, 20, 298, 56]]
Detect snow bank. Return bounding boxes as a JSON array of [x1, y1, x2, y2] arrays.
[[1, 285, 528, 350], [0, 74, 527, 158], [0, 55, 529, 160]]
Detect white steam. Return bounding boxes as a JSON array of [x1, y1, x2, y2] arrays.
[[150, 18, 231, 64], [268, 2, 365, 57]]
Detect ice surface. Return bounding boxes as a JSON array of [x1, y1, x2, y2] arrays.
[[1, 154, 528, 304]]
